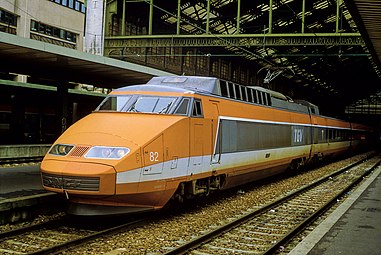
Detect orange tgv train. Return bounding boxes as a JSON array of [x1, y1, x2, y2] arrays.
[[40, 76, 372, 215]]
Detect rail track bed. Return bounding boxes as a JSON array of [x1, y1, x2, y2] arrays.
[[0, 152, 378, 255], [164, 155, 380, 255], [0, 215, 147, 255]]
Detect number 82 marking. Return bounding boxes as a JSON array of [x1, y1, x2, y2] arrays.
[[150, 152, 159, 162]]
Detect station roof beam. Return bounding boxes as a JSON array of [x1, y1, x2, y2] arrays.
[[104, 0, 379, 108]]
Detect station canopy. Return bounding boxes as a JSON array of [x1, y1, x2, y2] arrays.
[[1, 0, 381, 118], [112, 0, 380, 115]]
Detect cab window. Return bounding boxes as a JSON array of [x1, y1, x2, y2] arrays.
[[191, 99, 203, 117], [128, 96, 177, 114], [97, 95, 132, 111], [174, 98, 190, 115]]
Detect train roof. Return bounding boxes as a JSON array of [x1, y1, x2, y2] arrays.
[[146, 76, 318, 115], [113, 84, 195, 94], [147, 76, 219, 94], [247, 86, 289, 101]]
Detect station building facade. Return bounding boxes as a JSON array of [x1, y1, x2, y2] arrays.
[[0, 0, 85, 51], [0, 0, 98, 145]]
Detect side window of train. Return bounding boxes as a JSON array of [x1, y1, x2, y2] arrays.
[[191, 99, 203, 117], [174, 98, 190, 115]]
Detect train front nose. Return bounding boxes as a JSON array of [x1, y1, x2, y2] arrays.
[[41, 159, 117, 195]]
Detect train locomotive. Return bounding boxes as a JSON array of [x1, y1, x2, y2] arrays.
[[40, 76, 371, 215]]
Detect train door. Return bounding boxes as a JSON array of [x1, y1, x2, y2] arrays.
[[210, 103, 221, 164], [188, 99, 204, 175], [140, 134, 166, 206], [142, 134, 164, 175]]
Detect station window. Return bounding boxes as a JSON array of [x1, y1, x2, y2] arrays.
[[0, 9, 17, 27], [221, 62, 229, 79], [38, 23, 46, 33], [49, 0, 86, 13], [30, 20, 77, 44], [75, 1, 80, 11]]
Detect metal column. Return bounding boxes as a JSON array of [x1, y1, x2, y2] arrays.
[[121, 0, 126, 36], [336, 0, 341, 33], [268, 0, 273, 33], [236, 0, 241, 34], [148, 0, 153, 35], [206, 0, 210, 33], [301, 0, 306, 33], [177, 0, 181, 35], [57, 84, 69, 135]]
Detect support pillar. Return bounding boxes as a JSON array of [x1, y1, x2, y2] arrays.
[[268, 0, 273, 34], [10, 94, 25, 144], [56, 84, 69, 136], [148, 0, 153, 35], [121, 0, 126, 35], [336, 0, 341, 33], [301, 0, 306, 33], [206, 0, 210, 33], [236, 0, 241, 34], [176, 0, 181, 35]]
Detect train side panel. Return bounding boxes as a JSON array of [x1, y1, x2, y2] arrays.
[[310, 115, 352, 161], [203, 97, 313, 189]]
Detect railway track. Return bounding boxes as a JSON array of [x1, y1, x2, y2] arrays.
[[0, 215, 146, 255], [163, 155, 381, 255]]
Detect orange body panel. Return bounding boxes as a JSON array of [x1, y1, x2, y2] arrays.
[[41, 159, 116, 195]]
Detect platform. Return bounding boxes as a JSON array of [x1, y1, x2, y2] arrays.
[[0, 164, 45, 200], [289, 164, 381, 255], [0, 145, 50, 161], [0, 164, 60, 224]]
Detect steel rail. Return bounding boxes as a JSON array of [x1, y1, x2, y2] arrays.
[[29, 218, 147, 255], [0, 215, 149, 255], [0, 217, 65, 240], [163, 154, 379, 255], [263, 158, 381, 255]]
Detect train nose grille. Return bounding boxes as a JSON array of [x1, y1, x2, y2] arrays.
[[42, 173, 100, 191], [69, 146, 91, 157]]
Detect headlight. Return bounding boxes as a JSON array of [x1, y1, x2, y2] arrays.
[[48, 144, 74, 156], [84, 146, 130, 159]]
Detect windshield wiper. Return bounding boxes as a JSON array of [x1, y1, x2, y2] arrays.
[[128, 101, 140, 112], [158, 101, 173, 114]]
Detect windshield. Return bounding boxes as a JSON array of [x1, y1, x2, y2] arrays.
[[128, 96, 177, 114], [97, 95, 132, 111], [96, 95, 184, 115]]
